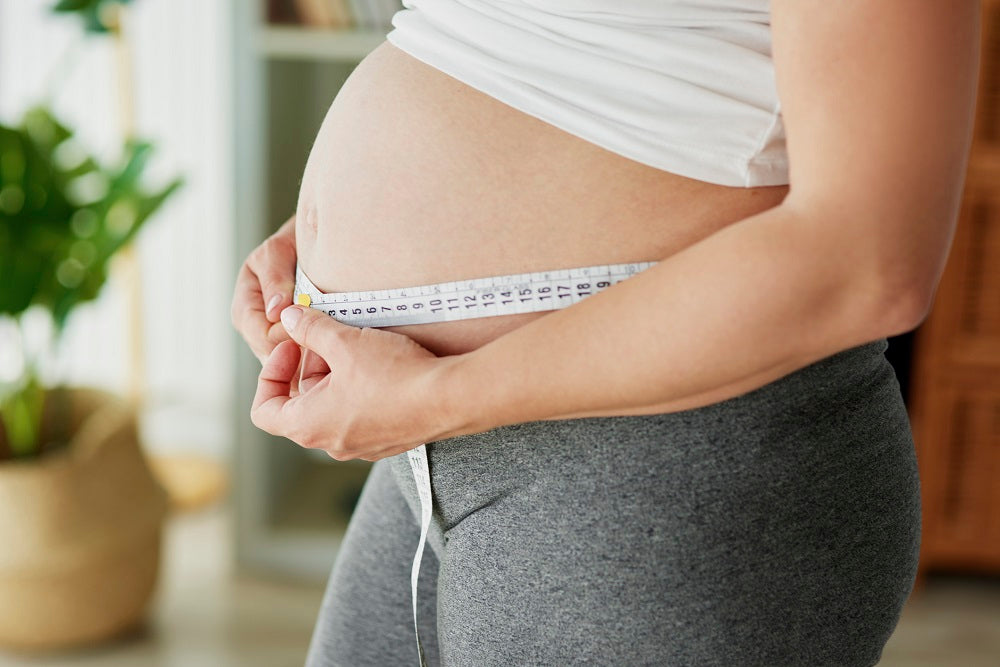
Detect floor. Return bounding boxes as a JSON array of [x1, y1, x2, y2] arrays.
[[1, 504, 998, 667]]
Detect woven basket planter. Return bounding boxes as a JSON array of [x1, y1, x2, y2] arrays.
[[0, 387, 169, 650]]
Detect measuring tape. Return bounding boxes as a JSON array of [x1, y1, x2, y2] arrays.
[[293, 260, 658, 665], [294, 261, 658, 328]]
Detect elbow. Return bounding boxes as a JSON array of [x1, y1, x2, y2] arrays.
[[829, 231, 947, 342], [827, 252, 938, 343], [876, 287, 933, 337], [865, 272, 937, 339], [785, 195, 956, 344]]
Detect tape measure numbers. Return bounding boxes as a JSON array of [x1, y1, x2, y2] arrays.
[[295, 261, 658, 328], [294, 260, 658, 665]]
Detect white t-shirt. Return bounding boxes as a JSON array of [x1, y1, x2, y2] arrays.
[[386, 0, 788, 188]]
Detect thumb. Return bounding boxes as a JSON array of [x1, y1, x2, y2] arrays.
[[279, 305, 359, 358]]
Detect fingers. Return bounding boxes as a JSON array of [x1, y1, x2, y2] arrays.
[[252, 219, 298, 323], [279, 305, 358, 361], [267, 319, 291, 347], [231, 263, 273, 363], [298, 348, 331, 394], [231, 215, 298, 363], [250, 340, 302, 435]]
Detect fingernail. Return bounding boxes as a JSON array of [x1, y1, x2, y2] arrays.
[[280, 306, 302, 332], [266, 294, 282, 316]]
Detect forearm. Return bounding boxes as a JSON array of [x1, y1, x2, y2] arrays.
[[432, 201, 923, 437]]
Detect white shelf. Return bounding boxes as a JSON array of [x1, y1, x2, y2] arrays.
[[257, 26, 387, 61], [233, 3, 385, 583]]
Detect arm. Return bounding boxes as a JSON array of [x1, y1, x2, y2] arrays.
[[431, 0, 982, 436]]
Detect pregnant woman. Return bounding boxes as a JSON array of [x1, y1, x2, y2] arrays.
[[232, 1, 980, 665]]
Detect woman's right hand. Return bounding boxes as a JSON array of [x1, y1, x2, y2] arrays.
[[231, 215, 297, 364]]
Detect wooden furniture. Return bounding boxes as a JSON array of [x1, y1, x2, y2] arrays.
[[909, 0, 1000, 583]]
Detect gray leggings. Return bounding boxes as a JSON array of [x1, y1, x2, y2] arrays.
[[304, 338, 920, 666]]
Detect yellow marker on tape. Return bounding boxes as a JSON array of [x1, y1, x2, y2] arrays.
[[297, 293, 311, 307]]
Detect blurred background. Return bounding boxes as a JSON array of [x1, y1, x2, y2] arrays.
[[0, 0, 997, 665]]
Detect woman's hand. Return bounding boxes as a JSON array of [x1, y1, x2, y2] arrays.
[[231, 216, 297, 364], [249, 305, 459, 461]]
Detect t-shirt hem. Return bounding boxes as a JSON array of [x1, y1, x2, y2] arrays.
[[386, 31, 789, 188]]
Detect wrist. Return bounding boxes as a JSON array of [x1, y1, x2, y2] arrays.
[[424, 351, 502, 442]]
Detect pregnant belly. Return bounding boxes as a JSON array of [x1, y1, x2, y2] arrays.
[[295, 41, 789, 357]]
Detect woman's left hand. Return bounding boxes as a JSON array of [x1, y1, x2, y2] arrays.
[[250, 305, 457, 461]]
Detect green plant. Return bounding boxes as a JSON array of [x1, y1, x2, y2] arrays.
[[0, 0, 181, 460], [51, 0, 136, 33], [0, 109, 181, 460]]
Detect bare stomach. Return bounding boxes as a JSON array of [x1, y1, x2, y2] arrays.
[[295, 42, 789, 357]]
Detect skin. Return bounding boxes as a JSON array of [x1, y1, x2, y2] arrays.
[[234, 1, 981, 462], [231, 215, 296, 365], [291, 39, 791, 358]]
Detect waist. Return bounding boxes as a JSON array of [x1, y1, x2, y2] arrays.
[[294, 41, 789, 357], [295, 260, 658, 329]]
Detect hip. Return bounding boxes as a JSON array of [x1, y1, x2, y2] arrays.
[[386, 336, 920, 558], [381, 336, 921, 663]]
